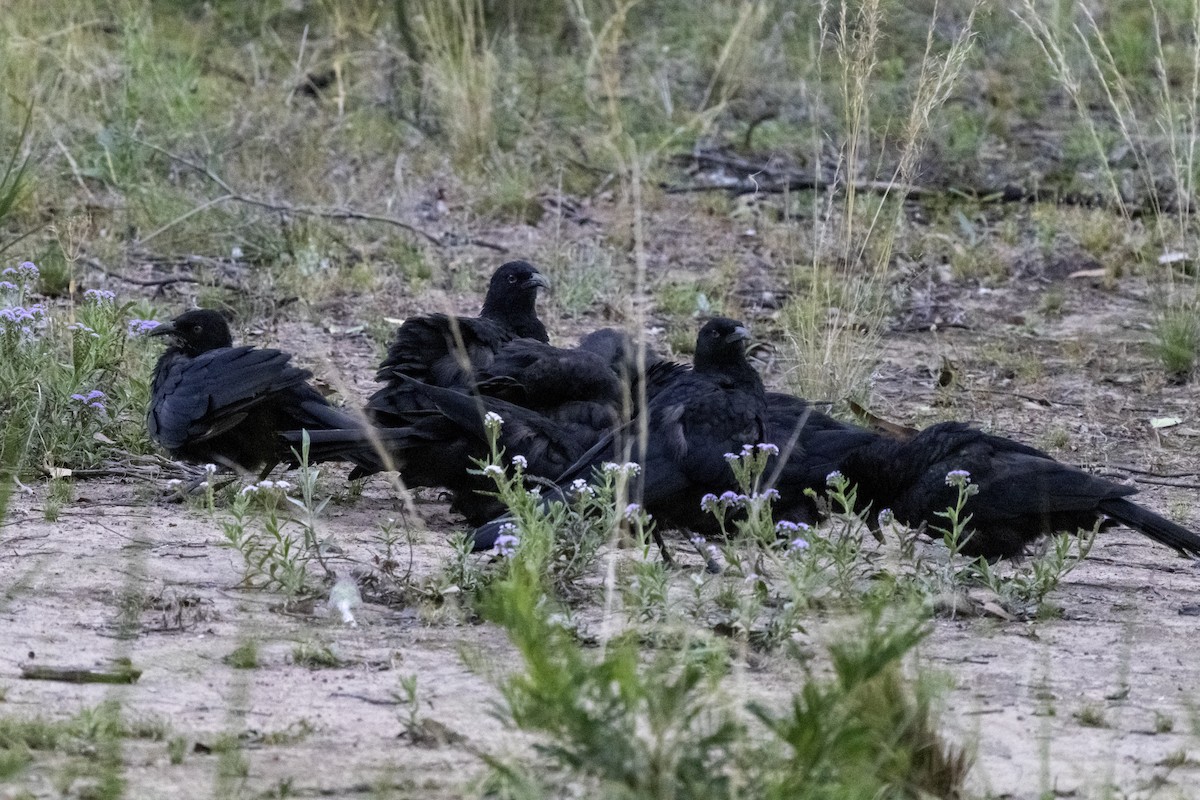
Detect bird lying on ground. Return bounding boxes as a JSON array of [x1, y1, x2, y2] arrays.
[[293, 329, 660, 522], [838, 421, 1200, 560], [471, 326, 1200, 562], [362, 260, 550, 431], [473, 317, 767, 552], [147, 309, 380, 477]]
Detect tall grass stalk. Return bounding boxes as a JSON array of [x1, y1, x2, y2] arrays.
[[786, 1, 982, 402], [1015, 0, 1200, 250], [411, 0, 497, 166]]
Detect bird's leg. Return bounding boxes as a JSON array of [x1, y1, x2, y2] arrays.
[[652, 529, 676, 569], [685, 532, 722, 574], [866, 513, 885, 544]]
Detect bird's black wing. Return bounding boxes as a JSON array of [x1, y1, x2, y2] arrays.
[[366, 315, 527, 428], [148, 346, 309, 451], [404, 377, 606, 479], [374, 314, 518, 385], [852, 421, 1200, 559], [476, 338, 622, 411], [762, 392, 884, 523]]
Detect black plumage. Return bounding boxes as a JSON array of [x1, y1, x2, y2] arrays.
[[840, 422, 1200, 559], [363, 261, 550, 429], [147, 309, 371, 475], [297, 331, 647, 522], [761, 393, 884, 526], [474, 318, 767, 549]]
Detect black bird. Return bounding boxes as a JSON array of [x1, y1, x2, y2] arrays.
[[474, 317, 768, 549], [627, 318, 767, 533], [363, 260, 550, 429], [295, 331, 652, 522], [839, 421, 1200, 560], [761, 392, 884, 526], [147, 309, 374, 475]]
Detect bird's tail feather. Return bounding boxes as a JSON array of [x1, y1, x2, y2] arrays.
[[1098, 497, 1200, 557], [280, 427, 418, 474]]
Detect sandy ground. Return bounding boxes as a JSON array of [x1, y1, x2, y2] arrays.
[[3, 469, 1199, 799], [3, 254, 1200, 800]]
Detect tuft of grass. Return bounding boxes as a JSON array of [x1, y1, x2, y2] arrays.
[[0, 702, 129, 793], [780, 0, 983, 404], [291, 642, 342, 669], [0, 102, 34, 259], [166, 736, 188, 765], [780, 266, 888, 404], [483, 548, 969, 800], [407, 0, 497, 167], [1154, 305, 1200, 381], [1073, 703, 1108, 729], [225, 640, 260, 670]]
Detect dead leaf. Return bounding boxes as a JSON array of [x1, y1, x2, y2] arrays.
[[1068, 268, 1108, 279], [47, 466, 72, 479], [1150, 417, 1183, 429], [93, 432, 115, 444]]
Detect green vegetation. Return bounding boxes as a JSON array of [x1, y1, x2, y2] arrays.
[[225, 640, 260, 670], [3, 0, 1200, 796]]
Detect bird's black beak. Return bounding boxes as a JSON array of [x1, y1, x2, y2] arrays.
[[523, 272, 551, 291], [724, 326, 750, 344], [147, 321, 177, 338]]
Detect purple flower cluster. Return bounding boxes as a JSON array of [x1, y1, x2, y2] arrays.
[[71, 389, 107, 412], [493, 533, 518, 557], [775, 520, 811, 552], [700, 490, 748, 512], [0, 303, 45, 325], [128, 318, 162, 336], [1, 262, 39, 283], [1, 303, 47, 340], [724, 442, 781, 462], [0, 281, 16, 292], [83, 289, 116, 304], [601, 461, 641, 477], [944, 469, 972, 488]]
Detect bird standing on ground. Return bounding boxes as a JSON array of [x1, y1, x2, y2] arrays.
[[147, 309, 373, 476]]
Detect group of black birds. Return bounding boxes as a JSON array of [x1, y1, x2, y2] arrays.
[[147, 260, 1200, 563]]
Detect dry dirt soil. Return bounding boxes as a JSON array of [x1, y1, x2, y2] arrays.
[[3, 203, 1200, 800]]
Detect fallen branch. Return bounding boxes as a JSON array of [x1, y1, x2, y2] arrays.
[[129, 137, 508, 252], [83, 256, 249, 295], [1110, 464, 1198, 478], [666, 148, 1152, 212], [1130, 476, 1200, 490], [21, 662, 142, 684]]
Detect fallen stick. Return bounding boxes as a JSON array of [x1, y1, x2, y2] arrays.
[[20, 662, 142, 684]]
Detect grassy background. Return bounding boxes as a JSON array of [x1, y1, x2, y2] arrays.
[[3, 1, 1200, 797], [4, 0, 1200, 394]]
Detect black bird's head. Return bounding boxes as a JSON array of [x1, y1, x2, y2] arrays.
[[148, 309, 234, 356], [480, 260, 550, 340], [483, 260, 549, 301], [692, 317, 751, 372]]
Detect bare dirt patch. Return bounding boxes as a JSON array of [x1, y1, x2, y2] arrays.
[[4, 268, 1200, 799]]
